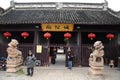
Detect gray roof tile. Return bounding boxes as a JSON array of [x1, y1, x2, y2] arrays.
[[0, 9, 120, 24]]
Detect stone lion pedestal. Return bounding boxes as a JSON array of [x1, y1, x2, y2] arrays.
[[89, 41, 104, 75], [6, 39, 23, 73], [7, 58, 23, 72]]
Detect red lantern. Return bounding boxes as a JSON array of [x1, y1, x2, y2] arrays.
[[3, 32, 12, 39], [106, 33, 114, 40], [64, 32, 72, 39], [21, 32, 29, 39], [44, 32, 51, 39], [88, 33, 96, 40]]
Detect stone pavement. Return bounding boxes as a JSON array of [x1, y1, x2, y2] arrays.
[[0, 54, 120, 80], [0, 66, 120, 80]]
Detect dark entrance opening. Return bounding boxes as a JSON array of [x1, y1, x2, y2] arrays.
[[49, 32, 66, 67], [50, 32, 66, 44]]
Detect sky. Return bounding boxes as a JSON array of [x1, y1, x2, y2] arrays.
[[0, 0, 120, 12]]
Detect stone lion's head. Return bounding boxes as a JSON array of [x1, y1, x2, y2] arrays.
[[8, 39, 19, 47], [93, 41, 104, 50]]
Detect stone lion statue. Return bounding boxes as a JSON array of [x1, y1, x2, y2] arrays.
[[89, 41, 105, 75], [7, 39, 22, 61], [91, 41, 104, 57], [89, 41, 104, 66]]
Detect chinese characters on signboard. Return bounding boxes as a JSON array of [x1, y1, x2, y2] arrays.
[[41, 24, 74, 31]]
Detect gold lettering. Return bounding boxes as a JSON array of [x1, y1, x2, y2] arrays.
[[55, 25, 60, 29], [64, 25, 69, 29], [46, 25, 51, 29]]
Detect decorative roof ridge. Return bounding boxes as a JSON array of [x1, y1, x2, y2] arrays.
[[0, 7, 4, 14], [0, 7, 12, 16], [10, 0, 108, 11], [13, 8, 104, 11], [108, 8, 120, 19]]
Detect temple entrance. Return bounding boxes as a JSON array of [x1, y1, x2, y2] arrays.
[[49, 32, 66, 67], [48, 32, 79, 67]]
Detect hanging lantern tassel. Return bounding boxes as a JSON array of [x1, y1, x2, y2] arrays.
[[64, 38, 69, 42], [6, 37, 9, 39], [90, 38, 93, 40], [24, 37, 27, 39]]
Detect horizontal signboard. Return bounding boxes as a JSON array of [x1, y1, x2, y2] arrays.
[[41, 24, 74, 31]]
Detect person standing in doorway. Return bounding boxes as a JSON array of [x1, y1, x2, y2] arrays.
[[68, 52, 73, 70], [25, 50, 36, 77], [51, 47, 57, 64]]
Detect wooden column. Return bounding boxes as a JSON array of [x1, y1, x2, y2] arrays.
[[33, 30, 38, 55], [77, 31, 82, 66], [77, 31, 81, 46]]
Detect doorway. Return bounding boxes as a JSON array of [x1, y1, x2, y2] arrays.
[[49, 32, 66, 68]]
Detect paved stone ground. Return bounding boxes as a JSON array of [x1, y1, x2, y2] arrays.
[[0, 54, 120, 80], [0, 66, 120, 80]]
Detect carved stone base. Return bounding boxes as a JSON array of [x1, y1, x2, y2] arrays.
[[89, 67, 103, 75], [6, 60, 23, 73], [6, 66, 22, 72]]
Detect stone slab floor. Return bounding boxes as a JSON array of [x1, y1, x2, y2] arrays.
[[0, 66, 120, 80]]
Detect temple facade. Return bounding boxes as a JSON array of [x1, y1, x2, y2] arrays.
[[0, 1, 120, 67]]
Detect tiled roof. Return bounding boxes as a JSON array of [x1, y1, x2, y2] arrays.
[[117, 11, 120, 17], [0, 2, 120, 24], [0, 7, 4, 14]]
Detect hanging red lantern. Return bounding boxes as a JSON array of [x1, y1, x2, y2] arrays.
[[106, 33, 114, 40], [44, 32, 51, 39], [3, 32, 12, 39], [64, 32, 72, 39], [88, 33, 96, 40], [21, 32, 29, 39]]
